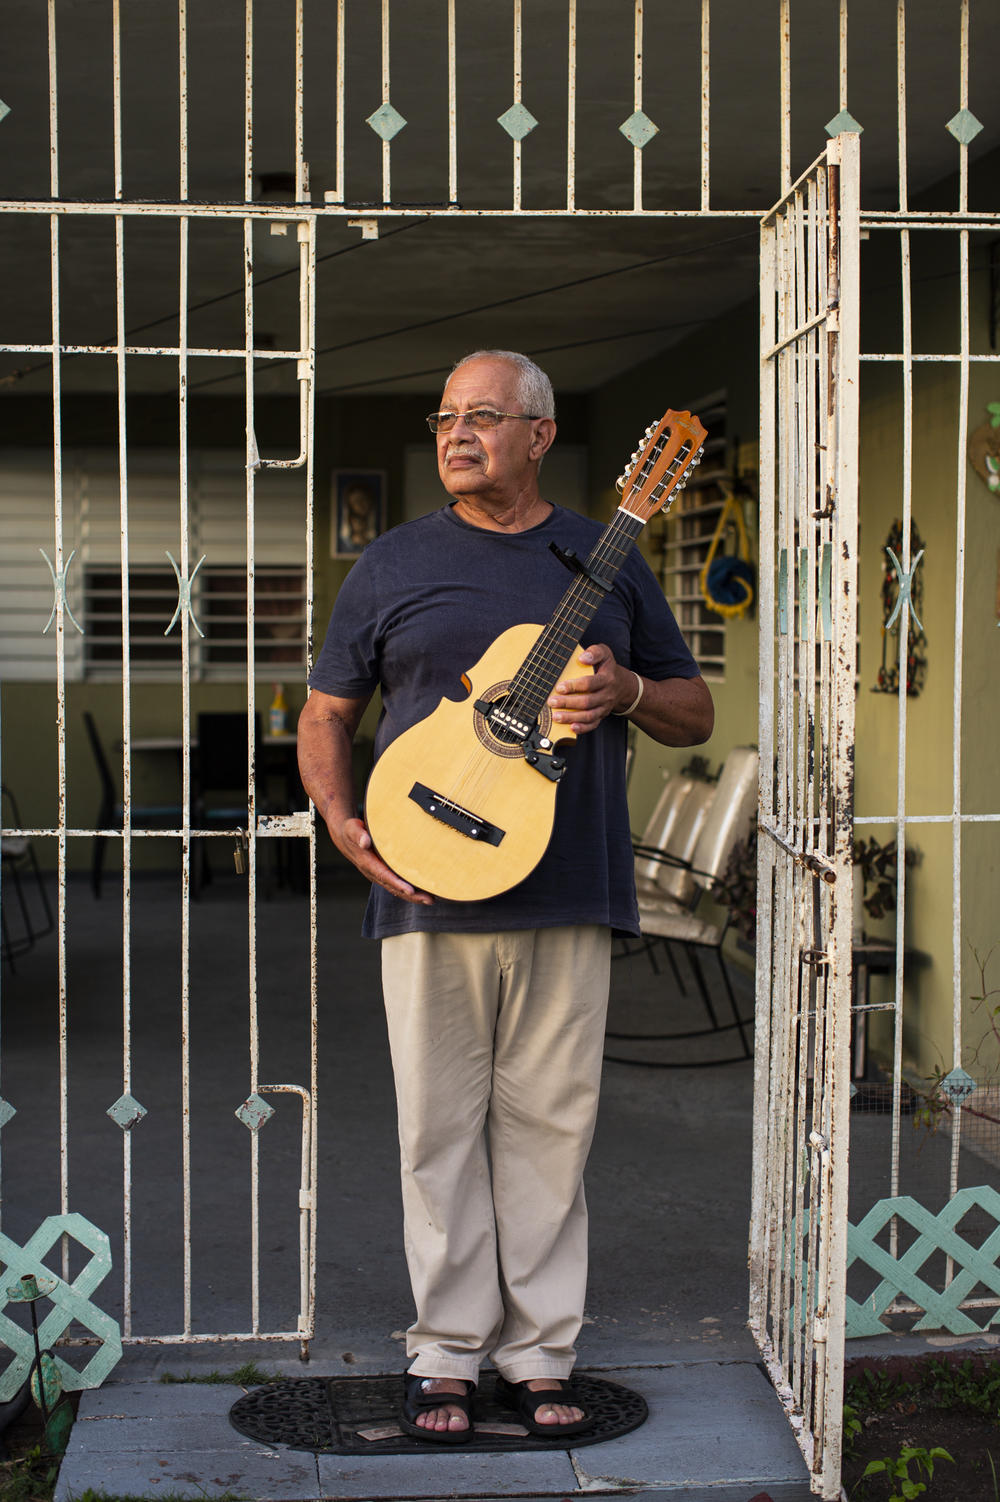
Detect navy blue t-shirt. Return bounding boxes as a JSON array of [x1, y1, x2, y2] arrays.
[[309, 502, 700, 939]]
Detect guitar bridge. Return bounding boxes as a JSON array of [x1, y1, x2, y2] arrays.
[[408, 782, 506, 846]]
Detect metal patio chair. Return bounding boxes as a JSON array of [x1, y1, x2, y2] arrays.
[[621, 772, 717, 993], [608, 746, 759, 1067]]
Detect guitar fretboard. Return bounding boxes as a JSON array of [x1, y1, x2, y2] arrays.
[[505, 509, 647, 724]]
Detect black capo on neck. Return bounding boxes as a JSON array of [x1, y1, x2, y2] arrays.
[[549, 541, 613, 592]]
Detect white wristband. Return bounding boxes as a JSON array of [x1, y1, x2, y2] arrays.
[[613, 670, 644, 717]]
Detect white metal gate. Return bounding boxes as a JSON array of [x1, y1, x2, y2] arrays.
[[750, 133, 861, 1499], [0, 0, 320, 1356]]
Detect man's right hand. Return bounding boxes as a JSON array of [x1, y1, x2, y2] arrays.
[[331, 814, 435, 906], [298, 688, 434, 905]]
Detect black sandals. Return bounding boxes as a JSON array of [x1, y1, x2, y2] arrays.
[[400, 1373, 475, 1444], [494, 1375, 593, 1436]]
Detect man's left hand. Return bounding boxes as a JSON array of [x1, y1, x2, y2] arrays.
[[546, 643, 633, 734]]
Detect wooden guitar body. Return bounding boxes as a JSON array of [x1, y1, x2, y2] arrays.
[[364, 623, 589, 902]]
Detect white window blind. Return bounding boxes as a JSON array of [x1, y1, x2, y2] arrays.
[[0, 450, 306, 682]]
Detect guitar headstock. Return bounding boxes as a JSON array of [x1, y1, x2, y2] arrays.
[[616, 409, 708, 522]]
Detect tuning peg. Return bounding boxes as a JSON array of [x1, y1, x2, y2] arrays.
[[615, 475, 627, 493]]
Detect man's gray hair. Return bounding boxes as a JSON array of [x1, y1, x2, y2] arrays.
[[449, 350, 555, 420]]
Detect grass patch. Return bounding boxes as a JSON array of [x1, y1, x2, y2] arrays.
[[0, 1445, 60, 1502], [158, 1361, 283, 1388], [0, 1393, 78, 1502], [71, 1493, 249, 1501]]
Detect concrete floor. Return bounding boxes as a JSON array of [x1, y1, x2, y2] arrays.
[[2, 862, 996, 1498]]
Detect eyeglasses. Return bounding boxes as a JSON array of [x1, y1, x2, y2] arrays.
[[425, 408, 541, 434]]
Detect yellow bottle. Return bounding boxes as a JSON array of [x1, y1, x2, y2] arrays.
[[269, 682, 288, 736]]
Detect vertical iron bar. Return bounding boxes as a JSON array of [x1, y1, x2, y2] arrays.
[[779, 0, 791, 196], [294, 0, 305, 202], [244, 203, 261, 1334], [948, 224, 970, 1211], [888, 225, 913, 1218], [111, 0, 138, 1342], [512, 0, 524, 212], [380, 0, 391, 205], [631, 1, 643, 212], [447, 0, 457, 204], [302, 215, 319, 1356], [700, 0, 710, 211], [958, 0, 969, 214], [332, 0, 345, 204], [177, 0, 193, 1339], [896, 0, 908, 212], [244, 0, 253, 202], [566, 0, 576, 212], [819, 130, 859, 1500], [47, 0, 71, 1269], [243, 0, 260, 1339], [749, 211, 777, 1340], [838, 0, 848, 113]]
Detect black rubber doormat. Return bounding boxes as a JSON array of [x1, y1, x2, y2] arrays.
[[229, 1371, 647, 1455]]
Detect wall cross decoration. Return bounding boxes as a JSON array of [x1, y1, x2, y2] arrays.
[[873, 518, 927, 696]]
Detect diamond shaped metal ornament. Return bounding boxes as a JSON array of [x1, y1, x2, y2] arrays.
[[0, 1099, 16, 1130], [939, 1067, 977, 1106], [946, 108, 983, 146], [497, 102, 538, 141], [619, 110, 659, 149], [825, 109, 864, 137], [366, 102, 407, 142], [107, 1094, 147, 1131], [0, 101, 10, 126], [236, 1093, 274, 1133]]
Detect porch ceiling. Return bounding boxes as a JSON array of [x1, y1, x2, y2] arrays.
[[0, 0, 996, 397]]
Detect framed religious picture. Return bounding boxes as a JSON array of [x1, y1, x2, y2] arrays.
[[331, 469, 386, 557]]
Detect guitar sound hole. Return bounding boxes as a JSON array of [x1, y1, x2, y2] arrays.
[[473, 689, 548, 758]]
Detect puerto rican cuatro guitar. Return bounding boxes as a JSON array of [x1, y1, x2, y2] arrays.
[[364, 409, 707, 901]]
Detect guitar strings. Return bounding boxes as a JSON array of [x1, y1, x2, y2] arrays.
[[460, 444, 684, 782], [433, 439, 690, 813], [445, 510, 640, 811], [507, 456, 681, 716]]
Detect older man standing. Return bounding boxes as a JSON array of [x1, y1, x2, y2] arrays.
[[298, 350, 713, 1442]]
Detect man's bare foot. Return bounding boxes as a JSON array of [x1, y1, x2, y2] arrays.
[[413, 1376, 471, 1433], [523, 1377, 584, 1427]]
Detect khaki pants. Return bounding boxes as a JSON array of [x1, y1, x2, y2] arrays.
[[381, 925, 611, 1385]]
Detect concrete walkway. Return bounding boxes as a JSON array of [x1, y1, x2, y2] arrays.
[[55, 1363, 813, 1501]]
